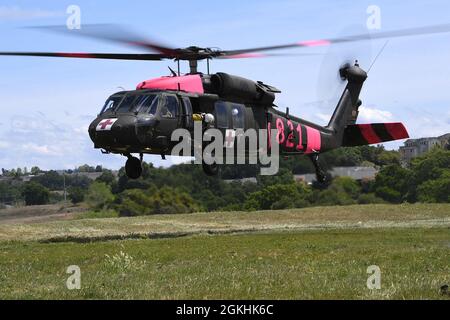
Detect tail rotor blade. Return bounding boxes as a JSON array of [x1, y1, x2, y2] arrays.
[[315, 25, 373, 112]]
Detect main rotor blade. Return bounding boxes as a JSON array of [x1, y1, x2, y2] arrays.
[[220, 23, 450, 56], [0, 52, 166, 60], [217, 52, 321, 59], [28, 24, 179, 56]]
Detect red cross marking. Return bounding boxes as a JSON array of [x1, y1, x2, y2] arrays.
[[224, 130, 235, 147], [99, 119, 115, 130]]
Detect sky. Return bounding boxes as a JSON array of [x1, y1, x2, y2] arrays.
[[0, 0, 449, 170]]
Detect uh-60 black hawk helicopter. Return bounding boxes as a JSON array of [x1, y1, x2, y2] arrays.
[[2, 24, 450, 181]]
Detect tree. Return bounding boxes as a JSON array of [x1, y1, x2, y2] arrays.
[[66, 175, 91, 189], [78, 164, 95, 173], [416, 170, 450, 203], [244, 182, 311, 210], [0, 182, 22, 204], [330, 176, 361, 199], [15, 168, 23, 178], [96, 170, 116, 186], [410, 148, 450, 185], [68, 187, 86, 204], [310, 177, 361, 206], [373, 164, 410, 203], [321, 147, 363, 168], [30, 166, 41, 175], [408, 148, 449, 202], [377, 150, 400, 165], [31, 171, 64, 190], [85, 182, 114, 209], [21, 182, 50, 205], [257, 168, 294, 187]]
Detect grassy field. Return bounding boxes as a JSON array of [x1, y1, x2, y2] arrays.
[[0, 204, 449, 299]]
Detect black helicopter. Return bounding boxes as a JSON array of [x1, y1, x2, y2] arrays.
[[2, 24, 449, 181]]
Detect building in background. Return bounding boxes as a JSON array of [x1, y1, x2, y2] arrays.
[[294, 166, 379, 184], [399, 133, 450, 165]]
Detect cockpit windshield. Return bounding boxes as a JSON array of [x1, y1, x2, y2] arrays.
[[112, 93, 160, 114], [135, 95, 159, 115], [100, 94, 124, 114], [115, 95, 137, 113]]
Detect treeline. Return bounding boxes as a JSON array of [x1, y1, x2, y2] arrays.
[[1, 146, 448, 214], [0, 165, 105, 206]]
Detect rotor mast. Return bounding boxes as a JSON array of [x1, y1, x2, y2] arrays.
[[189, 59, 198, 74]]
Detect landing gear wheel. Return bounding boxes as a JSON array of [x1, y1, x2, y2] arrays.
[[315, 168, 327, 184], [309, 153, 327, 184], [202, 160, 219, 176], [125, 156, 142, 179]]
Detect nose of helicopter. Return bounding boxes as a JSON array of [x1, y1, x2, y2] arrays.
[[88, 114, 158, 149], [135, 115, 158, 145]]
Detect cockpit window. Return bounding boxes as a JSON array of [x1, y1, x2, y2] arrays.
[[115, 95, 137, 113], [100, 95, 123, 114], [136, 95, 159, 115], [161, 95, 179, 118]]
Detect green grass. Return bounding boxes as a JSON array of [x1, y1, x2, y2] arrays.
[[75, 209, 119, 220], [0, 228, 448, 299], [0, 203, 449, 242], [0, 204, 449, 299]]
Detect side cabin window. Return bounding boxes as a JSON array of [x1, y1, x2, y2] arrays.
[[214, 101, 229, 129], [161, 95, 179, 118], [231, 103, 245, 129], [214, 101, 246, 129]]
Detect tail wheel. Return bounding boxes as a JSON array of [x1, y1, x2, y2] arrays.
[[125, 156, 142, 179]]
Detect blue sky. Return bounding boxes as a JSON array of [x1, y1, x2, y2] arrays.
[[0, 0, 449, 170]]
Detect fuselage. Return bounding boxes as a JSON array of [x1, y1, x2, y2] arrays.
[[88, 73, 330, 158]]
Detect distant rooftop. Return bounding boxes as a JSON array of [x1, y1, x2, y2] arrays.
[[404, 133, 450, 143], [224, 166, 378, 184]]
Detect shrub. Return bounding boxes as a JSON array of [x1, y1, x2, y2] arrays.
[[85, 182, 114, 209], [416, 170, 450, 203], [68, 187, 86, 204], [21, 182, 50, 205], [244, 182, 311, 210], [357, 193, 386, 204], [116, 186, 201, 216]]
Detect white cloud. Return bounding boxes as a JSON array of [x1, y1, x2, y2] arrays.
[[315, 113, 331, 123], [358, 106, 393, 123], [21, 143, 61, 156], [0, 140, 9, 148], [0, 6, 63, 20]]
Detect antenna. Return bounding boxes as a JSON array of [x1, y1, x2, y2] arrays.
[[368, 41, 389, 73], [168, 66, 177, 77]]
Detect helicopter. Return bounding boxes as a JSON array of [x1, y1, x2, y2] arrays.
[[2, 24, 450, 181]]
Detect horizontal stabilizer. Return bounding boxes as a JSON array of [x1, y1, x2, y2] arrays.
[[342, 123, 409, 146]]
